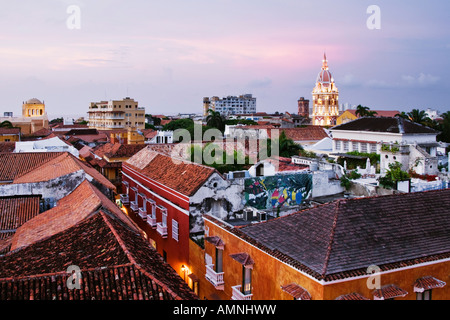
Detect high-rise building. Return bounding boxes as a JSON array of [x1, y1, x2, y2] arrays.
[[297, 97, 310, 118], [203, 94, 256, 116], [311, 54, 339, 126], [88, 97, 145, 130]]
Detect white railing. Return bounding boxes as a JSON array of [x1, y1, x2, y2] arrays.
[[205, 264, 224, 290], [157, 222, 168, 238], [120, 194, 129, 204], [231, 285, 253, 300], [147, 216, 157, 228], [130, 201, 139, 212], [138, 208, 147, 220]]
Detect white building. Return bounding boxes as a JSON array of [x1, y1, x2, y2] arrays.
[[203, 94, 256, 116], [15, 136, 79, 157], [330, 117, 439, 155]]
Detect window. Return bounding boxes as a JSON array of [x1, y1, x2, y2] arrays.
[[242, 267, 252, 295], [172, 219, 179, 241], [417, 290, 432, 300], [343, 141, 349, 152], [335, 140, 341, 151]]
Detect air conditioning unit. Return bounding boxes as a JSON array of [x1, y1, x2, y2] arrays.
[[243, 208, 254, 221], [257, 212, 267, 222]]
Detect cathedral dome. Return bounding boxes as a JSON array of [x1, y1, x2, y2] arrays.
[[316, 53, 334, 87], [25, 98, 43, 104]]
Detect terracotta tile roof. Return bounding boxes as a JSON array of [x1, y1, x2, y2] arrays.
[[331, 117, 438, 134], [125, 148, 217, 196], [0, 178, 197, 300], [12, 152, 115, 191], [94, 143, 147, 159], [335, 292, 369, 300], [413, 276, 446, 292], [372, 284, 408, 300], [0, 209, 197, 300], [281, 283, 311, 300], [267, 126, 329, 141], [0, 152, 64, 183], [0, 128, 20, 135], [229, 252, 254, 267], [0, 196, 41, 254], [209, 188, 450, 282], [0, 142, 15, 153]]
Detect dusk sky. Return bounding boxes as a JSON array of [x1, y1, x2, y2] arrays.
[[0, 0, 449, 119]]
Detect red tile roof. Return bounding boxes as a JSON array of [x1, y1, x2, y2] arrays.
[[12, 152, 115, 191], [125, 148, 217, 196], [269, 126, 329, 142], [0, 142, 15, 153], [281, 283, 311, 300], [0, 152, 64, 183], [0, 196, 41, 254], [335, 292, 369, 300], [0, 180, 197, 300], [414, 276, 446, 292], [372, 284, 408, 300], [0, 128, 20, 135], [0, 210, 197, 300]]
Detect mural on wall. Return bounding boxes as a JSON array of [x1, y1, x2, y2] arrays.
[[244, 174, 313, 210]]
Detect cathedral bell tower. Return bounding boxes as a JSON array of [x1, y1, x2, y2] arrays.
[[312, 53, 339, 126]]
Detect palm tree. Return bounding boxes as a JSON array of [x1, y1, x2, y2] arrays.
[[355, 105, 377, 117], [407, 109, 431, 125], [278, 131, 302, 158], [206, 109, 226, 132]]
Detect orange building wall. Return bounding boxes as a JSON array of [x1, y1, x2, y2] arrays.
[[191, 217, 449, 300]]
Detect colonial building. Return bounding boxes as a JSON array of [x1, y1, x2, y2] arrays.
[[88, 97, 146, 130], [190, 189, 449, 300], [0, 98, 49, 135], [311, 54, 339, 126], [120, 148, 243, 288], [331, 117, 439, 153]]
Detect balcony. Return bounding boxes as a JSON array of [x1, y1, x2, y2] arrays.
[[231, 285, 253, 300], [130, 201, 139, 212], [138, 208, 147, 220], [120, 194, 129, 205], [205, 264, 224, 290], [146, 216, 157, 228], [156, 222, 168, 238]]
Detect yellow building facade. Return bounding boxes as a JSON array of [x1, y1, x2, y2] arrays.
[[88, 97, 146, 130], [311, 54, 339, 126]]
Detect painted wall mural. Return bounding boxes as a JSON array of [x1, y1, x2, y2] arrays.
[[244, 174, 313, 210]]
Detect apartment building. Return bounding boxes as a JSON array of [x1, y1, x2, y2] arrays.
[[88, 97, 145, 130], [203, 94, 256, 116]]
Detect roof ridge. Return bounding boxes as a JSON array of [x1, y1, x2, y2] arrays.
[[321, 201, 341, 277]]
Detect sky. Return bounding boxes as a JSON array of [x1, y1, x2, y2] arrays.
[[0, 0, 449, 119]]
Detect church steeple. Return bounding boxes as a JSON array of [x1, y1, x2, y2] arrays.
[[312, 53, 339, 126]]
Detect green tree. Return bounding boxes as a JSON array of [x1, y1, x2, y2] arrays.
[[378, 161, 410, 189], [262, 131, 303, 158], [355, 105, 378, 117], [206, 109, 226, 132], [407, 109, 431, 125], [0, 120, 14, 128], [437, 111, 450, 144]]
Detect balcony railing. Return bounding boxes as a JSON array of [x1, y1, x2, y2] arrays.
[[120, 194, 129, 205], [231, 285, 253, 300], [138, 208, 147, 220], [147, 216, 157, 228], [130, 201, 139, 212], [156, 223, 168, 238], [205, 264, 224, 290]]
